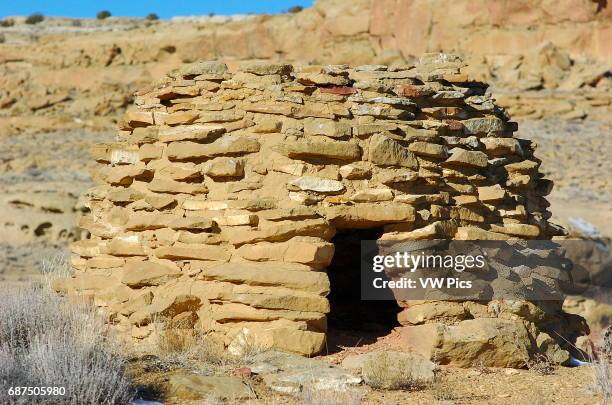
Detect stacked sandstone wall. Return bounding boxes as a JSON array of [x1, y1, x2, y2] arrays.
[[60, 54, 582, 365]]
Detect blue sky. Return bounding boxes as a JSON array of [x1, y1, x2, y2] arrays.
[[0, 1, 315, 19]]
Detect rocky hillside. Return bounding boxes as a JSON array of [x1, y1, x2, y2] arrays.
[[0, 0, 610, 136]]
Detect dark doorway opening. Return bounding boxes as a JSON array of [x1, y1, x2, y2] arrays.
[[325, 227, 400, 353]]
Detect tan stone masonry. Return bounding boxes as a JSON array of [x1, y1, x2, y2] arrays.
[[58, 54, 585, 365]]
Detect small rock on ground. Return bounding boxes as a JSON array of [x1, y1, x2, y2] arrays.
[[250, 351, 362, 394], [167, 372, 255, 400]]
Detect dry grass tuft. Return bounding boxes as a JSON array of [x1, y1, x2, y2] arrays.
[[526, 353, 556, 375], [594, 328, 612, 403], [40, 252, 73, 288], [429, 378, 460, 402], [591, 355, 611, 404], [362, 352, 425, 391], [156, 325, 199, 357], [476, 359, 494, 375], [554, 330, 610, 403], [156, 326, 226, 366], [154, 323, 263, 375], [0, 283, 135, 405]]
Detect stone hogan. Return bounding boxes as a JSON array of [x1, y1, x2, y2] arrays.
[[58, 54, 586, 367]]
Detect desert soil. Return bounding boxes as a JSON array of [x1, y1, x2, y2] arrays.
[[0, 130, 113, 283], [519, 119, 612, 238], [127, 353, 603, 405]]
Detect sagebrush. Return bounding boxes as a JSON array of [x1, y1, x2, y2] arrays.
[[0, 283, 135, 405], [592, 353, 611, 404]]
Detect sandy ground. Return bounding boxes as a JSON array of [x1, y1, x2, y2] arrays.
[[127, 352, 604, 405], [0, 130, 113, 282], [519, 118, 612, 238]]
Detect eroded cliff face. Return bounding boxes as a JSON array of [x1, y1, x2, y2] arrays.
[[367, 0, 612, 59], [0, 0, 610, 136]]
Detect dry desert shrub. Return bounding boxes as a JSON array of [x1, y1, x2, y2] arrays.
[[557, 331, 611, 404], [429, 378, 459, 402], [603, 326, 612, 357], [25, 13, 44, 25], [591, 354, 611, 404], [0, 284, 135, 404], [0, 18, 15, 27], [155, 326, 226, 366], [362, 352, 424, 391], [96, 10, 112, 20], [40, 252, 73, 286], [596, 327, 612, 404], [154, 323, 263, 373], [526, 353, 556, 375]]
